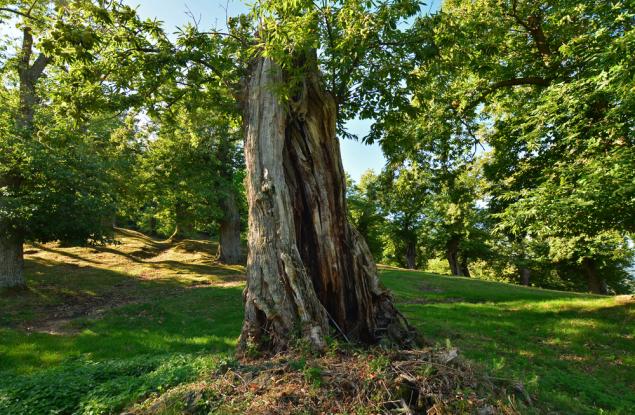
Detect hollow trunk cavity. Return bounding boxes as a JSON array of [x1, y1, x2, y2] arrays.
[[239, 58, 413, 354]]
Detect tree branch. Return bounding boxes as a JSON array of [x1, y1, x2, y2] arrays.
[[464, 76, 552, 112], [0, 7, 43, 23], [30, 53, 51, 79]]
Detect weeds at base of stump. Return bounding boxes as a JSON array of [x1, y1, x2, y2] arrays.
[[130, 345, 525, 414]]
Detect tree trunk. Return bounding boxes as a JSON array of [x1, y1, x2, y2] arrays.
[[405, 240, 416, 270], [0, 228, 25, 290], [217, 190, 242, 264], [520, 267, 531, 286], [446, 236, 461, 276], [238, 58, 413, 354], [582, 258, 607, 295], [459, 255, 471, 278], [170, 201, 190, 241]]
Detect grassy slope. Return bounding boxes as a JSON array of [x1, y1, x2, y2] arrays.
[[381, 267, 634, 414], [0, 232, 633, 414]]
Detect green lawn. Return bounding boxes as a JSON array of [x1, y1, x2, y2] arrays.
[[382, 267, 635, 415], [1, 234, 633, 414]]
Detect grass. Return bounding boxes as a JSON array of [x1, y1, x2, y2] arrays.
[[0, 231, 633, 414], [382, 267, 635, 414]]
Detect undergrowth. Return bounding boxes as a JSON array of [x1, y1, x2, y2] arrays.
[[0, 353, 223, 414]]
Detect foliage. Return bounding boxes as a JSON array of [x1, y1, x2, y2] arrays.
[[346, 171, 387, 261], [371, 0, 635, 292], [0, 354, 219, 415]]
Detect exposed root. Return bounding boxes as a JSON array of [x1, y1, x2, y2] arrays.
[[130, 346, 522, 414]]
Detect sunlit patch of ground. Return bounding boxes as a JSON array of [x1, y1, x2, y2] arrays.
[[1, 233, 633, 414]]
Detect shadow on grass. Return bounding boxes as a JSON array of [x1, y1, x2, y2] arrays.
[[0, 258, 244, 375], [382, 269, 635, 414], [382, 269, 601, 304], [31, 243, 103, 265]]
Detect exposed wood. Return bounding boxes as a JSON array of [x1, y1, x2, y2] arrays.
[[239, 58, 414, 353]]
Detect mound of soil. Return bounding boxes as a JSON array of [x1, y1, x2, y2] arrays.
[[130, 346, 524, 414]]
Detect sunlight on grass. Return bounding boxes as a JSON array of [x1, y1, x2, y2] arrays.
[[1, 236, 633, 414], [381, 268, 635, 415]]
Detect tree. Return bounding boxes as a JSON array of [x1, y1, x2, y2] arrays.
[[374, 167, 428, 270], [386, 0, 634, 293], [237, 0, 424, 352], [134, 99, 245, 262], [346, 171, 386, 262], [0, 1, 131, 289]]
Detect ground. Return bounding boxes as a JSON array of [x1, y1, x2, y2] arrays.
[[0, 230, 633, 414]]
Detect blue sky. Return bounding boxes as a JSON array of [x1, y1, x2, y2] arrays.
[[125, 0, 390, 181]]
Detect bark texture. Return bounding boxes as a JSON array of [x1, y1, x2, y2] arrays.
[[239, 59, 413, 353], [0, 230, 24, 289], [217, 190, 242, 264]]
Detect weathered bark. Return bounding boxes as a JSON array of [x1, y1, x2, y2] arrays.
[[582, 258, 607, 295], [520, 267, 531, 286], [217, 190, 242, 264], [405, 240, 416, 270], [446, 236, 461, 276], [239, 59, 413, 353]]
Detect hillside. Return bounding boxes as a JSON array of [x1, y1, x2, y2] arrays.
[[0, 230, 633, 414]]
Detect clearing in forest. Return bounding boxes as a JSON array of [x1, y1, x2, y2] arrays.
[[0, 230, 633, 414]]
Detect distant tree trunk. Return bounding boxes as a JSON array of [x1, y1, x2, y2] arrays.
[[459, 255, 471, 278], [446, 236, 461, 276], [170, 201, 190, 241], [0, 27, 50, 290], [405, 240, 416, 270], [582, 258, 607, 295], [217, 190, 242, 264], [238, 58, 413, 354], [0, 229, 25, 290], [520, 267, 531, 286], [149, 216, 158, 235]]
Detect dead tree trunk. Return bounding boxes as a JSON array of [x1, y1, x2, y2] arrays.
[[238, 59, 413, 353], [217, 189, 242, 264]]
